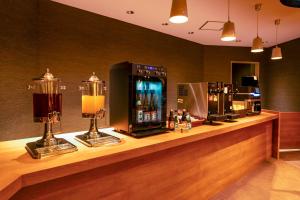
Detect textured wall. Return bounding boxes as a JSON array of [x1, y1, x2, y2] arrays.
[[202, 45, 263, 83], [260, 38, 300, 112], [0, 0, 203, 141], [0, 0, 42, 140], [202, 39, 300, 112]]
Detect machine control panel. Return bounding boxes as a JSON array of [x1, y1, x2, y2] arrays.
[[134, 64, 166, 77]]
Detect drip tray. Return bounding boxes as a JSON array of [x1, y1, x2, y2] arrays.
[[75, 133, 121, 147], [207, 114, 227, 122], [25, 138, 78, 159]]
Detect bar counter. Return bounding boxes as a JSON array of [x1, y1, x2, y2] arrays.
[[0, 112, 278, 200]]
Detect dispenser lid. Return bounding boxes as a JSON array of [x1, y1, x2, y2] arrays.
[[88, 72, 100, 82], [33, 68, 59, 81], [83, 72, 104, 83]]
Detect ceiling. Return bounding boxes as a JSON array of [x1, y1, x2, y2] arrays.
[[51, 0, 300, 47]]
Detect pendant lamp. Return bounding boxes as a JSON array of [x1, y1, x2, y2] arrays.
[[169, 0, 188, 24], [221, 0, 236, 41], [251, 3, 264, 53], [271, 19, 283, 60]]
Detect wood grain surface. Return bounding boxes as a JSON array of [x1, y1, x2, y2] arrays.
[[12, 121, 273, 200], [280, 112, 300, 149], [0, 112, 278, 199]]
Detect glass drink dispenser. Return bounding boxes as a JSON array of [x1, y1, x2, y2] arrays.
[[25, 68, 77, 159], [75, 72, 121, 147]]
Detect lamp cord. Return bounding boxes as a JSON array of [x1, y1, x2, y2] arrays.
[[276, 24, 278, 46], [228, 0, 230, 21], [274, 19, 280, 47], [256, 11, 259, 37]]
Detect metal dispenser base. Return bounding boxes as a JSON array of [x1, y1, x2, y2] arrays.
[[75, 118, 121, 147], [25, 138, 78, 159], [25, 122, 77, 159], [75, 132, 121, 147]]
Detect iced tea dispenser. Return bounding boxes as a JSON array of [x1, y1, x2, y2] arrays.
[[26, 68, 77, 159], [75, 72, 121, 147]]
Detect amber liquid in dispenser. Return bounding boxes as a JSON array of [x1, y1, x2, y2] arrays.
[[33, 93, 62, 122], [82, 95, 105, 117]]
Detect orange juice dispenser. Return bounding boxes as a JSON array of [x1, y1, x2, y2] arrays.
[[76, 72, 121, 147], [26, 68, 77, 159]]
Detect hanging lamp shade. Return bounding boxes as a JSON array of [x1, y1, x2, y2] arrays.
[[251, 3, 264, 53], [221, 21, 236, 41], [271, 46, 282, 60], [271, 19, 283, 60], [169, 0, 188, 24], [251, 36, 264, 53]]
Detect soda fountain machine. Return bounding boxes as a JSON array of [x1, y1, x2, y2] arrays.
[[207, 82, 227, 123], [223, 83, 240, 121], [26, 69, 77, 159], [76, 72, 121, 147]]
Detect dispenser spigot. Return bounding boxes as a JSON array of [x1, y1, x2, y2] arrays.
[[48, 111, 60, 123]]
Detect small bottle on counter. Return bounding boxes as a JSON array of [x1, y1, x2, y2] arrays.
[[186, 112, 192, 129], [168, 109, 175, 131], [181, 109, 187, 129], [174, 110, 179, 129]]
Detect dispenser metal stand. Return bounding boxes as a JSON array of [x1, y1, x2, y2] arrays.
[[26, 112, 77, 159], [75, 73, 121, 147], [76, 110, 121, 147]]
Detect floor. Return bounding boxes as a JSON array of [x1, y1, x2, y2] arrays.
[[211, 152, 300, 200]]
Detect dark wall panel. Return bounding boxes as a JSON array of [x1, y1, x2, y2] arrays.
[[0, 0, 41, 140], [0, 0, 203, 141], [202, 45, 263, 83], [260, 38, 300, 112]]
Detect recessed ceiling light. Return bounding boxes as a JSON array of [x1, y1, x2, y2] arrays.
[[162, 22, 169, 26], [188, 32, 194, 34], [126, 11, 134, 14]]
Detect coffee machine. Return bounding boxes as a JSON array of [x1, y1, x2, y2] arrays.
[[26, 69, 77, 159], [177, 82, 241, 124], [75, 72, 121, 147], [110, 62, 167, 137]]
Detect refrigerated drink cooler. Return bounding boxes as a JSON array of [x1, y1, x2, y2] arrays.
[[110, 62, 167, 138], [76, 72, 121, 147], [26, 69, 77, 159]]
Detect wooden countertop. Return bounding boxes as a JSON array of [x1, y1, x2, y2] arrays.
[[0, 112, 278, 199]]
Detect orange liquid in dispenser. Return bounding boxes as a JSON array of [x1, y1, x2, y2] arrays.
[[82, 95, 105, 114]]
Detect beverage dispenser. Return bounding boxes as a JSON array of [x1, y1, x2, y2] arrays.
[[223, 83, 240, 120], [76, 72, 121, 147], [110, 62, 167, 138], [26, 68, 77, 159]]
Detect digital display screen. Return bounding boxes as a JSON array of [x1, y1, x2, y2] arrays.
[[147, 66, 156, 71]]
